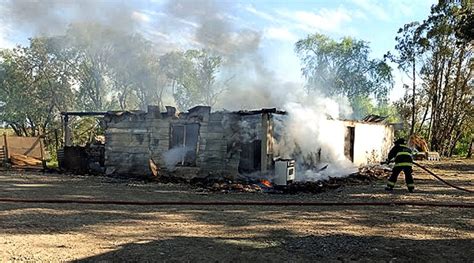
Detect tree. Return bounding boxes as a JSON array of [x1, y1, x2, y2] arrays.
[[0, 38, 74, 136], [456, 0, 474, 41], [422, 2, 472, 155], [107, 33, 168, 111], [391, 1, 473, 156], [0, 22, 195, 163], [160, 49, 225, 110], [61, 24, 118, 111], [352, 95, 400, 122], [386, 22, 428, 136], [50, 23, 169, 112], [295, 34, 393, 105]]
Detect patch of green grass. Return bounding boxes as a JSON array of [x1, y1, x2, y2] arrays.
[[46, 160, 59, 169]]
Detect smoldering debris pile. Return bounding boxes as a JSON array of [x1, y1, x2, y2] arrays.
[[207, 182, 264, 193], [187, 177, 267, 193], [283, 167, 390, 194], [357, 164, 392, 178], [186, 164, 391, 194]]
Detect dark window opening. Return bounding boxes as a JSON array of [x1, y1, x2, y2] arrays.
[[238, 140, 261, 174], [344, 126, 355, 162], [170, 123, 199, 166]]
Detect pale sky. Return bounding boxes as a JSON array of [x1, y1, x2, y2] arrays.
[[0, 0, 437, 101]]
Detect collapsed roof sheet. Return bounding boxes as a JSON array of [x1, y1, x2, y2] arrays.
[[361, 114, 387, 123], [233, 108, 287, 115]]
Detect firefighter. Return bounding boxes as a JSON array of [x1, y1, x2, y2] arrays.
[[384, 138, 415, 192]]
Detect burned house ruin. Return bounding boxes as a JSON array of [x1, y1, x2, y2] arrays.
[[103, 106, 282, 180], [101, 105, 395, 181]]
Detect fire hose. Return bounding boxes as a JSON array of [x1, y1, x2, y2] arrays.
[[0, 162, 470, 208], [413, 162, 473, 193], [380, 161, 473, 193], [0, 198, 472, 208]]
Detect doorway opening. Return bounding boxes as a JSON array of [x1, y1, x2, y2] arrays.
[[344, 126, 355, 162]]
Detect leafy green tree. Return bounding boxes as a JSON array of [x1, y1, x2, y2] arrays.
[[295, 34, 393, 104], [61, 24, 118, 111], [390, 1, 473, 156], [352, 96, 400, 122], [71, 116, 104, 146], [386, 22, 427, 136], [421, 2, 473, 155], [0, 38, 74, 136], [351, 96, 375, 119], [45, 23, 168, 112], [456, 0, 474, 41], [160, 49, 225, 110], [106, 33, 168, 111], [0, 23, 180, 162]]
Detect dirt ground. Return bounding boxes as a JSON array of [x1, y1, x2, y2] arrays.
[[0, 159, 473, 262]]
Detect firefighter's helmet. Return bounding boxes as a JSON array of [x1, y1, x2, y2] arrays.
[[394, 138, 406, 145]]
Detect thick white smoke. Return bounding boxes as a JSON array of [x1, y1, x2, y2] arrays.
[[161, 0, 360, 181], [275, 98, 358, 181]]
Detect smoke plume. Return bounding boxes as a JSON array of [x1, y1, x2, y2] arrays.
[[163, 146, 191, 170], [160, 0, 358, 180], [274, 99, 357, 181], [1, 0, 137, 36], [1, 0, 359, 180], [163, 0, 261, 58]]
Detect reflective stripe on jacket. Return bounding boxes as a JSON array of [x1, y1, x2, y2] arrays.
[[388, 144, 413, 167]]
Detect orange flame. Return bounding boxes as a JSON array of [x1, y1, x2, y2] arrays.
[[260, 179, 272, 188]]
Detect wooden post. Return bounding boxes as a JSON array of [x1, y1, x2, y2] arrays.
[[467, 138, 473, 159], [3, 133, 9, 160], [64, 114, 72, 147], [54, 129, 59, 149], [39, 136, 46, 170], [261, 113, 269, 175]]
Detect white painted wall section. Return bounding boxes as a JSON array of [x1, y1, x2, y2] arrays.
[[320, 119, 346, 163], [353, 123, 394, 166]]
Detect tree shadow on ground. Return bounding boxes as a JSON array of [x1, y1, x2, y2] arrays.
[[421, 162, 474, 172], [75, 230, 474, 262], [0, 203, 158, 235], [0, 203, 471, 236]]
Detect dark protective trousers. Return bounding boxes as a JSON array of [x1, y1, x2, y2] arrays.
[[387, 166, 414, 190]]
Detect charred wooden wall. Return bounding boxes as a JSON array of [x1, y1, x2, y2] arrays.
[[103, 106, 245, 179]]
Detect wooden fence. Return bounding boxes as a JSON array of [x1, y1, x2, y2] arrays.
[[0, 134, 45, 167]]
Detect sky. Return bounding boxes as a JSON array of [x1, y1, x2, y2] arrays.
[[0, 0, 437, 101]]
